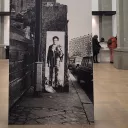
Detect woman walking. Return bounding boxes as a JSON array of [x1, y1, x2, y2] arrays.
[[107, 36, 117, 63]]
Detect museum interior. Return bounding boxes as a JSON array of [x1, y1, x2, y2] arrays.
[[0, 0, 128, 127]]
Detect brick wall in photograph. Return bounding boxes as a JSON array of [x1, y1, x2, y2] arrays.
[[11, 0, 35, 14], [9, 26, 35, 108]]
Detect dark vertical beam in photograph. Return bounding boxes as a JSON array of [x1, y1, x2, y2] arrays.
[[35, 0, 41, 62], [64, 19, 69, 92], [34, 0, 43, 96]]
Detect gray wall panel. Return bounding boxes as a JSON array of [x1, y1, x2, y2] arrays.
[[99, 0, 112, 11]]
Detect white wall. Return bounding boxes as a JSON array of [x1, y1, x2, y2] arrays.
[[0, 0, 1, 11], [92, 0, 116, 11], [112, 0, 117, 36], [112, 15, 117, 36], [3, 0, 10, 12], [92, 16, 99, 39], [0, 17, 4, 45], [112, 0, 116, 11], [92, 0, 117, 38], [4, 16, 10, 46], [92, 0, 99, 11], [57, 0, 92, 40], [0, 17, 1, 44]]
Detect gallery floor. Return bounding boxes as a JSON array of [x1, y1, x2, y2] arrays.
[[0, 60, 128, 128]]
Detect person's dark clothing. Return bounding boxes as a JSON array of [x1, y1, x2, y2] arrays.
[[47, 44, 63, 67], [47, 44, 64, 87], [93, 38, 101, 54], [92, 38, 101, 63]]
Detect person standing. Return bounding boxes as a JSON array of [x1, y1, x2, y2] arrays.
[[92, 35, 101, 63], [47, 36, 64, 88], [107, 36, 117, 63]]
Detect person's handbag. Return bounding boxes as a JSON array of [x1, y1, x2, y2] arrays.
[[107, 39, 112, 45]]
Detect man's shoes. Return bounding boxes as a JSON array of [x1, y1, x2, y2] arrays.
[[45, 85, 56, 93]]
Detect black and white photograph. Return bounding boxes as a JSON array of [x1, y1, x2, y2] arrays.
[[2, 0, 128, 128], [9, 0, 93, 125], [45, 31, 65, 93]]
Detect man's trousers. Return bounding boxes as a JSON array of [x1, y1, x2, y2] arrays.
[[49, 66, 59, 87]]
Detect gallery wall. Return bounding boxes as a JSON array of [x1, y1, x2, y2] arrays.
[[0, 0, 1, 11], [0, 0, 10, 46], [112, 15, 117, 36], [4, 16, 10, 46], [92, 16, 117, 39], [92, 0, 116, 11], [112, 0, 116, 11], [92, 0, 99, 11], [92, 16, 99, 38], [4, 0, 10, 12], [0, 0, 10, 12], [92, 0, 117, 38], [3, 0, 10, 46], [0, 0, 10, 59], [112, 0, 117, 36]]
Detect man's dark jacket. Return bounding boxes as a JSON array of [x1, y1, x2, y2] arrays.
[[47, 44, 63, 67]]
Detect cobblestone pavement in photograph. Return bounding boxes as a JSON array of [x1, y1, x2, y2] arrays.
[[9, 72, 93, 125]]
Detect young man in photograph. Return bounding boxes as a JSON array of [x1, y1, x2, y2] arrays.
[[47, 36, 64, 88]]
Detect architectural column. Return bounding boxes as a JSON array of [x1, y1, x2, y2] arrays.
[[99, 15, 112, 40], [0, 0, 4, 11], [114, 0, 128, 69], [98, 0, 113, 41], [99, 0, 112, 11]]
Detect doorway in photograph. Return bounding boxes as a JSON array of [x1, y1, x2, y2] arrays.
[[45, 31, 65, 93]]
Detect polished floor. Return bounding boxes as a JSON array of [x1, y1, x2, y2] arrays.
[[0, 60, 128, 128]]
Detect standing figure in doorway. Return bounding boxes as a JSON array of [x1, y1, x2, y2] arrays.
[[47, 36, 64, 88], [92, 35, 101, 63], [107, 36, 117, 63]]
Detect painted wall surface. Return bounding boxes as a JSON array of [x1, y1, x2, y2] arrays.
[[0, 17, 4, 45], [99, 0, 112, 11], [4, 16, 10, 46], [92, 0, 99, 11], [112, 0, 117, 36], [0, 0, 4, 11], [112, 15, 117, 36], [112, 0, 116, 11], [92, 16, 99, 39], [0, 17, 1, 44], [92, 15, 117, 40], [3, 0, 10, 12], [0, 16, 9, 45], [100, 16, 113, 40], [92, 0, 117, 39], [0, 0, 1, 11]]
